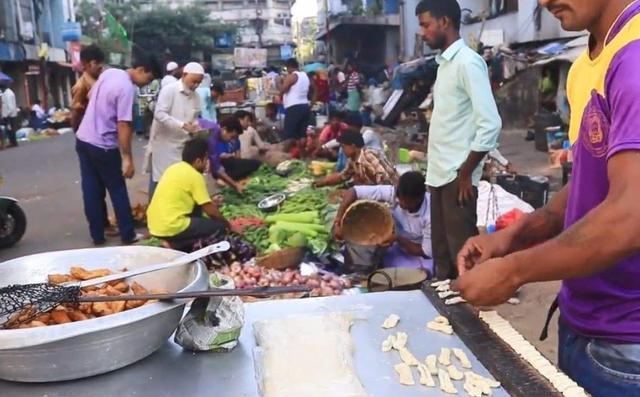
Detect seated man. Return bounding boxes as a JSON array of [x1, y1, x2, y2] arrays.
[[324, 112, 384, 171], [333, 171, 433, 275], [147, 138, 231, 249], [256, 102, 282, 143], [207, 117, 259, 185], [314, 131, 398, 187], [235, 110, 269, 160]]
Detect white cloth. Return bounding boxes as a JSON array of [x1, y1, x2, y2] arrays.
[[148, 79, 202, 181], [161, 75, 178, 89], [32, 104, 46, 119], [1, 88, 18, 118], [476, 181, 535, 227], [354, 185, 432, 257], [283, 71, 309, 109], [239, 126, 268, 159]]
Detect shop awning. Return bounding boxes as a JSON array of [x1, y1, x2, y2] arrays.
[[533, 35, 588, 66]]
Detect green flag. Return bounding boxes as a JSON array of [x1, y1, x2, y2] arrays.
[[104, 11, 130, 51]]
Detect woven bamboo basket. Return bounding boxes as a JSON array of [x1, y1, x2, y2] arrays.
[[341, 200, 394, 245], [256, 247, 305, 270]]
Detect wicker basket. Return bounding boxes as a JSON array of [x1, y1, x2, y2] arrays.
[[256, 247, 305, 270], [341, 200, 394, 245]]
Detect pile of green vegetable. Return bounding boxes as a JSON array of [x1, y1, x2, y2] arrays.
[[263, 211, 329, 255]]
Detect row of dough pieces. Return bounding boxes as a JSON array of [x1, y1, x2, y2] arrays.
[[382, 318, 501, 396], [431, 279, 520, 306], [478, 311, 589, 397]]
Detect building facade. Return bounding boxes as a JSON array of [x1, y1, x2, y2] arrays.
[[0, 0, 76, 111]]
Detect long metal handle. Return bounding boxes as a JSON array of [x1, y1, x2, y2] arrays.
[[71, 242, 231, 288], [76, 285, 311, 302]]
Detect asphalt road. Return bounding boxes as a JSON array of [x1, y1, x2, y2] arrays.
[[0, 133, 150, 262]]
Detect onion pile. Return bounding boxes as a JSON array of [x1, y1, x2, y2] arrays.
[[218, 262, 352, 297]]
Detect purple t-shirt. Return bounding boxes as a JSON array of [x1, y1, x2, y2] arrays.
[[200, 118, 223, 175], [76, 68, 135, 149], [560, 3, 640, 342]]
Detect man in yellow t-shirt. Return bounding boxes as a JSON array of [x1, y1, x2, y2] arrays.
[[147, 138, 230, 247]]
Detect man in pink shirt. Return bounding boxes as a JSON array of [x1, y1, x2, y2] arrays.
[[314, 111, 348, 159], [76, 54, 162, 245]]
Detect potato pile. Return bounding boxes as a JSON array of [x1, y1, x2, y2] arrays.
[[218, 262, 351, 298], [9, 266, 155, 329]]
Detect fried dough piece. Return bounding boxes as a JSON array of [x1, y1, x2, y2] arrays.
[[92, 302, 114, 317], [125, 300, 146, 310], [29, 321, 48, 327], [50, 310, 72, 324], [68, 310, 89, 322], [48, 274, 73, 284], [111, 281, 129, 293], [69, 267, 112, 280], [109, 301, 126, 313], [105, 285, 123, 296], [130, 281, 148, 295]]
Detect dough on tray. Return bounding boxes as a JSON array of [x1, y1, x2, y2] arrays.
[[381, 314, 400, 329], [392, 331, 408, 350], [439, 347, 452, 366], [394, 362, 415, 386], [452, 348, 472, 369], [398, 347, 420, 366], [417, 363, 435, 387], [253, 313, 368, 397]]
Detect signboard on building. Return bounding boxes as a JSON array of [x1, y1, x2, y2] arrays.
[[280, 44, 293, 60], [211, 53, 235, 71], [480, 29, 505, 47], [233, 48, 268, 68]]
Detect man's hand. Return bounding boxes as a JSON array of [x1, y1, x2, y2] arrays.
[[234, 184, 244, 195], [381, 232, 396, 247], [183, 122, 200, 135], [451, 257, 521, 306], [122, 155, 135, 179], [457, 171, 474, 206], [212, 195, 224, 206], [456, 232, 512, 275]]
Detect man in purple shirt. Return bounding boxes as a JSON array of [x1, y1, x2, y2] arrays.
[[202, 117, 244, 194], [452, 1, 640, 395], [76, 54, 161, 245]]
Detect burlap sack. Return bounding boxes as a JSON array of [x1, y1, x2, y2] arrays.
[[341, 200, 394, 245]]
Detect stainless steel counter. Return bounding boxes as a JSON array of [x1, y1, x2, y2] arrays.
[[1, 291, 510, 397]]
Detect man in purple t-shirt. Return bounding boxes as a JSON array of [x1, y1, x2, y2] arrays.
[[451, 0, 640, 395], [201, 116, 244, 194], [76, 54, 161, 245]]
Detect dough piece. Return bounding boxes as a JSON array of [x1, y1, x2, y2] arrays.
[[392, 332, 408, 350], [447, 364, 464, 381], [507, 297, 520, 305], [427, 321, 453, 335], [253, 313, 368, 397], [430, 279, 451, 288], [436, 283, 451, 292], [394, 363, 415, 386], [445, 296, 467, 305], [398, 347, 420, 366], [425, 354, 438, 375], [438, 368, 458, 394], [438, 290, 460, 299], [381, 314, 400, 329], [452, 348, 472, 369], [464, 380, 483, 397], [381, 335, 396, 352], [416, 363, 435, 387], [438, 347, 452, 366], [434, 316, 449, 325], [563, 386, 588, 397]]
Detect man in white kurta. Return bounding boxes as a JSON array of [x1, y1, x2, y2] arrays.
[[148, 62, 204, 198]]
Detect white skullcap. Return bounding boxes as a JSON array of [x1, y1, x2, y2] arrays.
[[183, 62, 204, 75], [166, 61, 178, 72]]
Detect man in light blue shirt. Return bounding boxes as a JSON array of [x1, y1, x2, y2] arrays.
[[416, 0, 501, 279]]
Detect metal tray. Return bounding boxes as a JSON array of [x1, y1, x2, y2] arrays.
[[0, 246, 209, 382]]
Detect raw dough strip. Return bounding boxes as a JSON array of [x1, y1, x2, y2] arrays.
[[438, 347, 452, 366], [436, 283, 451, 292], [478, 311, 589, 397], [430, 279, 451, 288], [445, 296, 467, 305], [416, 363, 436, 387], [434, 316, 449, 325], [425, 354, 438, 376], [381, 314, 400, 329], [438, 290, 460, 299], [452, 348, 472, 369], [394, 362, 415, 386], [392, 331, 408, 350], [398, 347, 420, 366], [381, 334, 396, 352], [438, 368, 458, 394], [427, 321, 453, 335], [447, 364, 464, 381]]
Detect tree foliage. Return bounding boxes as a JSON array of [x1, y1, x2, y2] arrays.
[[75, 0, 235, 61]]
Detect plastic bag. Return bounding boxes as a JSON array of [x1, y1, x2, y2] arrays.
[[174, 274, 245, 352]]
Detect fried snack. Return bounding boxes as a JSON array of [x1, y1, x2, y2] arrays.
[[105, 285, 123, 296], [111, 281, 129, 293], [92, 302, 113, 317], [48, 274, 73, 284], [82, 285, 99, 292], [29, 321, 48, 327], [33, 313, 51, 324], [50, 310, 72, 324], [125, 300, 146, 310], [68, 310, 88, 322], [69, 267, 112, 280], [130, 281, 148, 295], [109, 301, 126, 313]]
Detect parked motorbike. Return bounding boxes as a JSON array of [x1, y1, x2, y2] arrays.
[[0, 176, 26, 248]]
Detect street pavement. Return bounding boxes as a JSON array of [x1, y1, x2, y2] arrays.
[[0, 133, 150, 262]]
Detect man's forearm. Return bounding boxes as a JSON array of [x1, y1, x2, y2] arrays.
[[117, 122, 133, 157], [459, 151, 487, 177], [70, 109, 84, 131], [509, 194, 640, 285], [396, 237, 425, 257], [335, 188, 357, 224], [216, 170, 238, 190]]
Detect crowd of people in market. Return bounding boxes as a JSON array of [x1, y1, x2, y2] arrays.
[[56, 0, 640, 395]]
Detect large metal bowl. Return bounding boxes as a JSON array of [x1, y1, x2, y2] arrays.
[[0, 246, 209, 382]]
